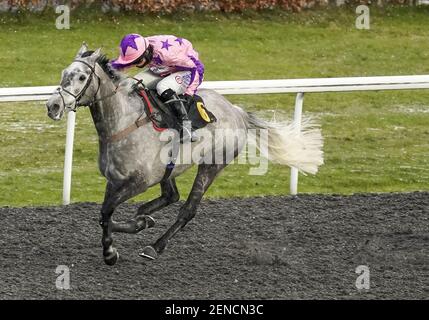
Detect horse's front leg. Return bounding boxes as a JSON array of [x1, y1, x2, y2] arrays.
[[140, 164, 226, 260], [111, 178, 180, 234], [100, 180, 146, 266]]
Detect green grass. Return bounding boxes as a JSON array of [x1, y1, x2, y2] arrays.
[[1, 6, 429, 206]]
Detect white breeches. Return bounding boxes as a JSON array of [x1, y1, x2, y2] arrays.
[[136, 69, 192, 96]]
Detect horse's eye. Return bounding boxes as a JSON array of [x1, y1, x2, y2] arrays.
[[79, 75, 86, 82]]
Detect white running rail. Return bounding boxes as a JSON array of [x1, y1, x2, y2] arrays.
[[2, 75, 429, 204]]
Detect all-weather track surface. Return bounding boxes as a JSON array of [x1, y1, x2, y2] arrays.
[[0, 192, 427, 299]]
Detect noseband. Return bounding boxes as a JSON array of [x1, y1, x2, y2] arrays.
[[54, 59, 101, 112]]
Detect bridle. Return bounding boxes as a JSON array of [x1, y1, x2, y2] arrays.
[[54, 55, 155, 113], [54, 59, 105, 112], [51, 58, 159, 145]]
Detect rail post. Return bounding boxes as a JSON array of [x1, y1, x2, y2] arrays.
[[62, 110, 76, 205], [290, 92, 304, 195]]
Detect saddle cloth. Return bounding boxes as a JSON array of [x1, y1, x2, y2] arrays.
[[137, 89, 217, 132]]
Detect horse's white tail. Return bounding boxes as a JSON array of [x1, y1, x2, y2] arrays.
[[243, 111, 324, 174]]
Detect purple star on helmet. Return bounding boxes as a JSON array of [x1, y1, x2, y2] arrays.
[[174, 37, 184, 46], [120, 34, 140, 55], [153, 55, 163, 65], [161, 39, 172, 50]]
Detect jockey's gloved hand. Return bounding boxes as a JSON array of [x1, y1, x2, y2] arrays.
[[131, 79, 145, 92], [131, 82, 140, 92]]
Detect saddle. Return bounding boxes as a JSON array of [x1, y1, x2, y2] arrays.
[[137, 88, 216, 133]]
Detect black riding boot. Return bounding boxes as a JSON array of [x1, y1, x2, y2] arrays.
[[160, 89, 196, 143]]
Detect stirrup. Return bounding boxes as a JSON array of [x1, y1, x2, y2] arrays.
[[180, 127, 198, 143]]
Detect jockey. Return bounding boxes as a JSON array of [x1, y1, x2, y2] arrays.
[[110, 33, 204, 143]]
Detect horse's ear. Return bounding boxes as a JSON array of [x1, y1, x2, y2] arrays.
[[93, 47, 102, 57], [88, 47, 102, 62], [75, 42, 88, 58]]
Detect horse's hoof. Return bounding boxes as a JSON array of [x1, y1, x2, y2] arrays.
[[104, 248, 119, 266], [139, 246, 158, 261], [145, 216, 156, 229], [135, 216, 156, 232]]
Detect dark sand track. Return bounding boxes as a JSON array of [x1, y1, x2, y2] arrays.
[[0, 192, 427, 299]]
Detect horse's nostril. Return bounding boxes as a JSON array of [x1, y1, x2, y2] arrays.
[[52, 103, 60, 112]]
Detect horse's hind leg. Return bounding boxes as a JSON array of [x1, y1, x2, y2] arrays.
[[136, 177, 179, 217], [140, 164, 226, 260], [111, 178, 180, 234]]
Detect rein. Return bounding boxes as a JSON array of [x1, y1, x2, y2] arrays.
[[55, 59, 150, 143], [103, 79, 161, 143]]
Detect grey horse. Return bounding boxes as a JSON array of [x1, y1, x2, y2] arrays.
[[46, 44, 323, 265]]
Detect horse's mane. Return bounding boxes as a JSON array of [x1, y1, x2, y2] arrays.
[[81, 50, 123, 84]]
